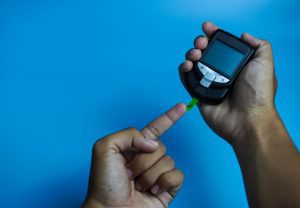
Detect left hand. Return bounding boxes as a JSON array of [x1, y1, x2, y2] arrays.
[[179, 22, 277, 143], [83, 103, 186, 208]]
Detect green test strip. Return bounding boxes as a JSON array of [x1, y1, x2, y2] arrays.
[[186, 97, 199, 111]]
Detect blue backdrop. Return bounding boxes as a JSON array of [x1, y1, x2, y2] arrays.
[[1, 0, 299, 207]]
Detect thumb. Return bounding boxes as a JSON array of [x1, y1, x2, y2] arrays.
[[241, 32, 273, 62], [99, 127, 159, 154], [87, 128, 159, 206]]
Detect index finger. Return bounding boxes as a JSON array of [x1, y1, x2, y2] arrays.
[[141, 103, 186, 140]]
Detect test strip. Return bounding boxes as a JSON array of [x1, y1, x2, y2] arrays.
[[186, 98, 199, 111]]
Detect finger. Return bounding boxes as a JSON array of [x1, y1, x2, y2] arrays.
[[141, 103, 186, 140], [89, 128, 160, 199], [202, 21, 219, 37], [273, 73, 278, 95], [134, 155, 175, 192], [185, 48, 202, 62], [122, 147, 139, 163], [194, 35, 208, 50], [96, 128, 159, 156], [127, 141, 166, 179], [151, 169, 184, 206], [179, 60, 193, 74], [241, 32, 261, 48], [178, 60, 194, 95]]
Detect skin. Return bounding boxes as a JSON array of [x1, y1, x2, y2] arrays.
[[179, 22, 300, 207], [82, 103, 187, 208], [82, 21, 300, 208]]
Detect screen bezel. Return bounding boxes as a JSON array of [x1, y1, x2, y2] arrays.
[[200, 29, 253, 79]]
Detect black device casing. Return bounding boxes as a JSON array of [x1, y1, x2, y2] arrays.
[[181, 29, 255, 104]]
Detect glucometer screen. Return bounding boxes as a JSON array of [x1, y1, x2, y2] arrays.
[[203, 40, 244, 78]]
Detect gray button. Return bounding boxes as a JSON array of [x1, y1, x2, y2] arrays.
[[198, 62, 208, 75], [204, 72, 216, 81], [214, 75, 230, 83], [200, 77, 212, 87]]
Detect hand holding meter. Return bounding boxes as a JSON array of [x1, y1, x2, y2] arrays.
[[183, 29, 255, 105]]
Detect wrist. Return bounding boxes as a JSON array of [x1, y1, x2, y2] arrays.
[[82, 197, 105, 208], [231, 106, 280, 151]]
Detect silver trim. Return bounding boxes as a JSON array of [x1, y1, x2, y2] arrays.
[[197, 62, 208, 75], [198, 62, 230, 84], [214, 76, 230, 83], [205, 72, 216, 81], [200, 77, 212, 88]]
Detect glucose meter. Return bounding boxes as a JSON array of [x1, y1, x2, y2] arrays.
[[183, 29, 255, 105]]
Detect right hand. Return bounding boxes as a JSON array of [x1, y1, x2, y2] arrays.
[[83, 103, 186, 208], [179, 22, 278, 143]]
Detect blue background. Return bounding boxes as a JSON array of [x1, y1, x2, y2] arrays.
[[0, 0, 299, 207]]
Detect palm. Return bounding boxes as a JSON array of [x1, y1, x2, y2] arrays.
[[199, 49, 275, 141], [90, 152, 171, 208], [125, 184, 166, 208]]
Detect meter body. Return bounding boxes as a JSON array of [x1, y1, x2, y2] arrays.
[[183, 29, 255, 104]]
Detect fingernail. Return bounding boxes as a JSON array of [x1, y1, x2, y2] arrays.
[[135, 183, 142, 191], [253, 38, 261, 46], [177, 103, 187, 113], [145, 138, 158, 147], [151, 185, 160, 195], [126, 168, 133, 178]]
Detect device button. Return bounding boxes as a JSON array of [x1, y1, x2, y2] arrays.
[[200, 77, 212, 87], [204, 72, 216, 82], [197, 62, 208, 75], [205, 66, 218, 75], [214, 75, 230, 83]]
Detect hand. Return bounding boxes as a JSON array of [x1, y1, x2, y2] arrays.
[[83, 103, 186, 208], [179, 21, 277, 143]]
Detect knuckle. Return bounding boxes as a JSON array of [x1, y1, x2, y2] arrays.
[[164, 156, 175, 168], [262, 40, 272, 48], [126, 127, 138, 134], [160, 174, 173, 186], [146, 125, 161, 139], [158, 142, 167, 154], [177, 169, 185, 182], [92, 138, 107, 155]]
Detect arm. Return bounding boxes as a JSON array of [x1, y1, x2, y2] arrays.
[[179, 21, 300, 207], [233, 110, 300, 207]]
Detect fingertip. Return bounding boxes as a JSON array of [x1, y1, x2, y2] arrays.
[[174, 102, 187, 116], [177, 102, 187, 113], [164, 103, 187, 125], [186, 48, 201, 62], [202, 21, 218, 36], [126, 168, 133, 178], [202, 21, 211, 30], [179, 60, 193, 73], [151, 184, 160, 195], [241, 32, 261, 48], [194, 36, 208, 50]]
